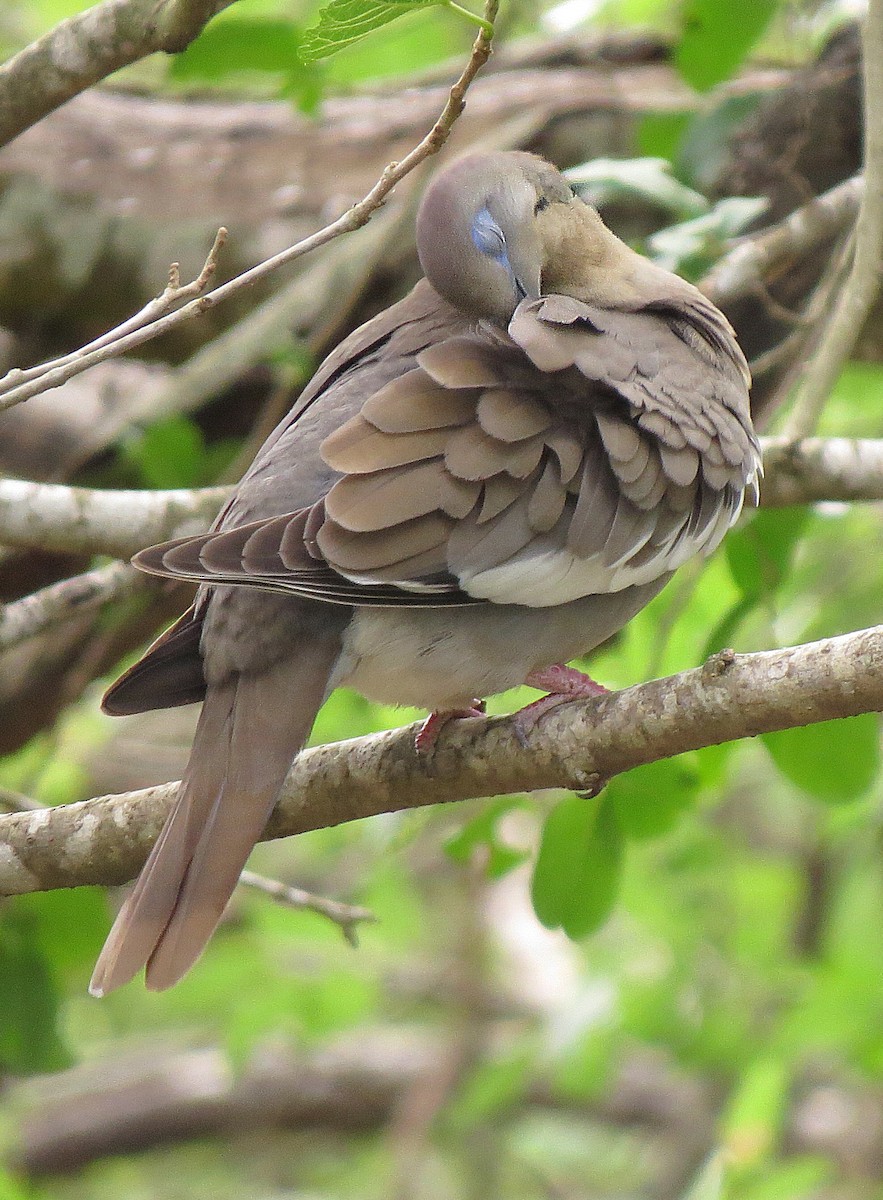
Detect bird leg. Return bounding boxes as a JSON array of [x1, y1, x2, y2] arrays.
[[512, 664, 609, 747], [415, 700, 486, 753]]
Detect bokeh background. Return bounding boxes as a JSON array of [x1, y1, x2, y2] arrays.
[[0, 0, 882, 1196]]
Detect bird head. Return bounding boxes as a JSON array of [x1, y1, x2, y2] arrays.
[[416, 151, 561, 322], [416, 151, 626, 324]]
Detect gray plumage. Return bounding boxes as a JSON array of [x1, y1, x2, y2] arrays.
[[90, 150, 759, 996]]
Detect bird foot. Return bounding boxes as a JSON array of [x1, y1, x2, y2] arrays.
[[512, 665, 609, 748], [415, 700, 486, 754]]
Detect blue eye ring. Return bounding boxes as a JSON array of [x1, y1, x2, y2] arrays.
[[471, 206, 507, 259]]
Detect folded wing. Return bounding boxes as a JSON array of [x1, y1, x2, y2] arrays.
[[132, 289, 760, 610]]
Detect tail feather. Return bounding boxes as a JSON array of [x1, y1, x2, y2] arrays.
[[90, 640, 338, 996]]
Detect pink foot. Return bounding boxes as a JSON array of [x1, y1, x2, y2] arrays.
[[513, 664, 609, 747], [415, 700, 486, 754]]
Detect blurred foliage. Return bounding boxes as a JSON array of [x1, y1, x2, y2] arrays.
[[1, 0, 882, 1197]]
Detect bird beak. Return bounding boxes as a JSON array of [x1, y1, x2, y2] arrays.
[[508, 241, 542, 303]]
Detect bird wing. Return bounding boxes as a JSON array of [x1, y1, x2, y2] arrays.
[[131, 288, 760, 610]]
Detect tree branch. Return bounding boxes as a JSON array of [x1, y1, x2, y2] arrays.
[[8, 1035, 874, 1180], [238, 869, 376, 947], [700, 175, 863, 307], [0, 0, 500, 412], [1, 625, 881, 896], [782, 4, 883, 439], [0, 561, 141, 653], [0, 477, 228, 557], [759, 437, 883, 505], [0, 0, 235, 149]]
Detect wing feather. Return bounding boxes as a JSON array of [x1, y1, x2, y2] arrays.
[[130, 282, 758, 612]]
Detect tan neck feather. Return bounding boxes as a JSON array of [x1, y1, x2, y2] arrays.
[[536, 203, 695, 310]]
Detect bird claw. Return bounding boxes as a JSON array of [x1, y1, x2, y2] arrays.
[[512, 664, 609, 747], [415, 700, 486, 754]]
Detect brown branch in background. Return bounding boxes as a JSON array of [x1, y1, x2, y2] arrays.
[[782, 4, 883, 439], [0, 0, 236, 149], [0, 0, 500, 413], [700, 175, 862, 307], [0, 789, 45, 813], [238, 870, 376, 947], [758, 437, 883, 505], [0, 561, 142, 653], [1, 624, 882, 897], [9, 1033, 875, 1181]]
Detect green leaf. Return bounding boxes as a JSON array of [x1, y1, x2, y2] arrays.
[[609, 756, 701, 841], [123, 415, 238, 489], [0, 1168, 32, 1200], [677, 93, 766, 191], [171, 19, 302, 79], [721, 1057, 789, 1168], [300, 0, 440, 62], [636, 112, 692, 163], [762, 715, 880, 804], [681, 1152, 728, 1200], [675, 0, 778, 92], [0, 903, 72, 1074], [16, 889, 109, 980], [123, 415, 204, 489], [321, 3, 467, 82], [567, 157, 709, 219], [444, 797, 529, 879], [648, 196, 767, 277], [531, 795, 624, 939], [170, 19, 323, 112], [725, 508, 812, 603]]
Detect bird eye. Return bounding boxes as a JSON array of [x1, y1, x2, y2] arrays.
[[534, 195, 550, 215], [471, 207, 507, 259]]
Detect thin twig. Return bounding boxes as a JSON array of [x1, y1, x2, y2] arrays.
[[748, 223, 856, 431], [0, 230, 228, 408], [0, 0, 499, 413], [238, 870, 376, 947], [0, 789, 46, 813], [781, 6, 883, 440]]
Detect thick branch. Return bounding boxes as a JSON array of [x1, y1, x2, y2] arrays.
[[760, 437, 883, 505], [0, 477, 228, 557], [8, 1035, 874, 1179], [1, 626, 881, 896], [0, 0, 234, 149]]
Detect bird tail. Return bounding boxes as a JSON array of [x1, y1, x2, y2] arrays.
[[89, 639, 338, 996]]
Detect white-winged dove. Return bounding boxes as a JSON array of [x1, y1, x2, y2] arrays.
[[90, 150, 760, 995]]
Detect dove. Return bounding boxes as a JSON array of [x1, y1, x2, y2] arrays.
[[90, 150, 759, 995]]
